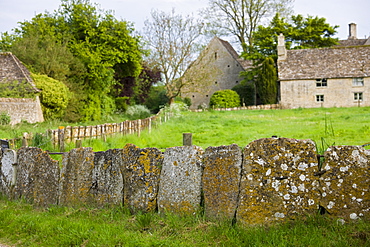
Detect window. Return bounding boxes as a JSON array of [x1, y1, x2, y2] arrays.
[[316, 78, 327, 87], [353, 78, 364, 86], [215, 81, 218, 84], [354, 92, 363, 101], [214, 52, 218, 60], [316, 95, 324, 102]]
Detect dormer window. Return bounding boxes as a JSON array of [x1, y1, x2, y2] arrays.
[[316, 78, 327, 87], [353, 77, 364, 86]]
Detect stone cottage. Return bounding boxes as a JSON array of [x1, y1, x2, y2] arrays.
[[181, 37, 252, 109], [278, 23, 370, 109], [0, 52, 44, 124]]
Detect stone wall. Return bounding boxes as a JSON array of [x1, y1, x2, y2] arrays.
[[0, 97, 44, 125], [0, 138, 369, 224]]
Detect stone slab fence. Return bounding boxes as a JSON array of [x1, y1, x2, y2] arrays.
[[0, 137, 369, 225]]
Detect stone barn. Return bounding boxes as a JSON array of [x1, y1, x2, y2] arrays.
[[0, 52, 44, 124]]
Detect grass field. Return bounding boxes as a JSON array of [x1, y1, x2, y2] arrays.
[[1, 106, 370, 246], [81, 106, 370, 154]]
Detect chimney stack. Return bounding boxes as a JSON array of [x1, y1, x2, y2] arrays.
[[277, 33, 287, 61], [348, 23, 357, 40]]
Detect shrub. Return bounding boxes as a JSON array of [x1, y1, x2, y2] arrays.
[[0, 111, 11, 125], [144, 85, 168, 113], [125, 105, 151, 120], [31, 73, 70, 120], [232, 83, 255, 106], [210, 89, 240, 108]]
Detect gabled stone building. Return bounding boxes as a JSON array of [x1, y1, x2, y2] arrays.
[[0, 52, 44, 124], [181, 37, 252, 109], [278, 23, 370, 109]]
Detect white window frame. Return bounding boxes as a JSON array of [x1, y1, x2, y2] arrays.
[[316, 95, 324, 102], [354, 92, 363, 101], [353, 78, 364, 86], [316, 78, 327, 87]]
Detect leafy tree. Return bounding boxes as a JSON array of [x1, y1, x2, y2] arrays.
[[0, 0, 143, 122], [232, 83, 255, 106], [201, 0, 294, 53], [256, 57, 277, 104], [31, 73, 70, 120], [143, 9, 204, 104], [144, 85, 169, 113], [247, 13, 339, 61], [210, 89, 240, 108]]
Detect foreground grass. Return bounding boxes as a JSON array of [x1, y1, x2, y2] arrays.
[[0, 197, 369, 247]]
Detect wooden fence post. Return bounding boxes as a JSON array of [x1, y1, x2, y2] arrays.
[[76, 139, 82, 148], [58, 126, 65, 152], [183, 133, 192, 146]]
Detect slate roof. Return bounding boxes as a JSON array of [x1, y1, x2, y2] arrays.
[[216, 37, 253, 70], [278, 45, 370, 81], [0, 52, 40, 92]]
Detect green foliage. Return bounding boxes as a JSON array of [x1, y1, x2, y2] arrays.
[[125, 105, 151, 120], [0, 111, 11, 125], [232, 83, 255, 106], [244, 13, 339, 61], [256, 57, 278, 104], [1, 0, 143, 122], [144, 85, 169, 113], [210, 89, 240, 108], [115, 97, 129, 113], [31, 73, 70, 120], [0, 80, 36, 98]]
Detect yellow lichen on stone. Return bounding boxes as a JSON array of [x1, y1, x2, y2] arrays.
[[237, 138, 319, 225]]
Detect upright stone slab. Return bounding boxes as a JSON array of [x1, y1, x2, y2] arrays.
[[59, 147, 95, 206], [202, 144, 242, 220], [320, 146, 370, 220], [0, 149, 17, 196], [157, 146, 204, 215], [237, 138, 319, 225], [92, 149, 124, 206], [15, 147, 59, 206], [122, 144, 163, 212]]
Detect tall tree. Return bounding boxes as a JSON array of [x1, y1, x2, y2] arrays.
[[201, 0, 294, 53], [249, 13, 339, 60], [256, 57, 277, 104], [142, 9, 205, 104], [1, 0, 143, 121]]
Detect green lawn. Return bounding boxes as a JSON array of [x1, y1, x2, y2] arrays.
[[85, 107, 370, 153]]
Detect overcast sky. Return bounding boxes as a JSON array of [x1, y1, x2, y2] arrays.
[[1, 0, 369, 40]]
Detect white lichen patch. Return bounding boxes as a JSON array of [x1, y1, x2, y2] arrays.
[[327, 201, 335, 209], [274, 212, 285, 218], [352, 184, 357, 189], [290, 186, 298, 193], [299, 174, 306, 181], [266, 168, 271, 176], [308, 199, 315, 206], [340, 166, 349, 172], [298, 163, 308, 170], [298, 184, 305, 192], [247, 174, 253, 180], [283, 194, 290, 200], [272, 180, 280, 191], [350, 213, 358, 220], [281, 164, 288, 171]]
